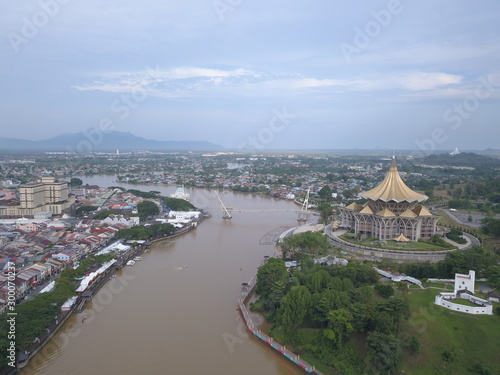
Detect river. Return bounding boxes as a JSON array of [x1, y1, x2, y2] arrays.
[[20, 175, 308, 375]]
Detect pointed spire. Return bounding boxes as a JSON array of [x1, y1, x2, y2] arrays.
[[360, 157, 427, 203]]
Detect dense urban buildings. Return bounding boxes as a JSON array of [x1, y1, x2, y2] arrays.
[[0, 177, 73, 217]]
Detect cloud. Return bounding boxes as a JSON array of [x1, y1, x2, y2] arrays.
[[72, 66, 472, 101], [399, 72, 463, 91]]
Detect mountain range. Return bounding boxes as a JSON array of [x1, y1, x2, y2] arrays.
[[0, 131, 223, 152]]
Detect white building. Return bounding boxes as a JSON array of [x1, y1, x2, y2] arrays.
[[101, 215, 140, 227], [170, 186, 190, 201], [454, 270, 475, 294], [34, 211, 52, 219], [374, 268, 422, 286], [167, 211, 200, 220], [434, 270, 492, 315]]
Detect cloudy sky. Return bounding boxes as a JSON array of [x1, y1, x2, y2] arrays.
[[1, 1, 500, 151]]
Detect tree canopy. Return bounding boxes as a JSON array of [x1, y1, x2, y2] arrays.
[[69, 177, 83, 186], [137, 200, 160, 221], [252, 258, 408, 373], [75, 205, 95, 216], [481, 218, 500, 238], [279, 231, 330, 258], [114, 223, 174, 240]]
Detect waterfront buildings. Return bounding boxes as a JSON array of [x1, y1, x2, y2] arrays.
[[339, 157, 439, 241], [0, 177, 73, 217]]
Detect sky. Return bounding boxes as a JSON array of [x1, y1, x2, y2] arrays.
[[1, 0, 500, 152]]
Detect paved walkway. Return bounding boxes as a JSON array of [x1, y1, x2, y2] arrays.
[[442, 233, 471, 249], [238, 274, 323, 375]]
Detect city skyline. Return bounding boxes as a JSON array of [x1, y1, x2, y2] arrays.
[[1, 1, 500, 151]]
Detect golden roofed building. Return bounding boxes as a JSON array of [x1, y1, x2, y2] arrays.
[[339, 157, 439, 241]]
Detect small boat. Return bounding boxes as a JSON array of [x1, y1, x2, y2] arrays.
[[134, 256, 142, 261], [126, 260, 135, 266]]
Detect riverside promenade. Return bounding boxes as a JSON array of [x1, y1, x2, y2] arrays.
[[238, 269, 323, 375]]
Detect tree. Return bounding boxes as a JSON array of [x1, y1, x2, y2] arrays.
[[256, 258, 288, 301], [265, 280, 286, 311], [487, 265, 500, 286], [280, 231, 330, 257], [311, 289, 350, 325], [375, 283, 395, 298], [343, 189, 356, 200], [93, 210, 121, 220], [114, 223, 174, 240], [161, 197, 197, 211], [319, 186, 332, 200], [407, 336, 420, 354], [137, 200, 160, 220], [306, 269, 331, 293], [481, 218, 500, 238], [377, 298, 410, 326], [69, 177, 83, 186], [76, 205, 95, 216], [367, 331, 402, 373], [324, 308, 354, 349], [320, 206, 332, 224], [277, 285, 312, 329]]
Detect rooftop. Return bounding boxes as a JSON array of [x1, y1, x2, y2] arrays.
[[360, 157, 427, 203]]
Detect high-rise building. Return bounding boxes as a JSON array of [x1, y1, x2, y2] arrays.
[[0, 177, 72, 217]]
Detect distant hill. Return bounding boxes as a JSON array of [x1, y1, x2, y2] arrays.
[[421, 152, 498, 168], [0, 130, 223, 152], [476, 148, 500, 156]]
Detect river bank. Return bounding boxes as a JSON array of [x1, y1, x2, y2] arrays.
[[238, 257, 323, 375], [19, 179, 305, 375], [4, 220, 201, 374]]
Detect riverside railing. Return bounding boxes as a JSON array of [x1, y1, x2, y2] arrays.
[[238, 273, 323, 375]]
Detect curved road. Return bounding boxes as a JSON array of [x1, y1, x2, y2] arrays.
[[325, 225, 456, 262]]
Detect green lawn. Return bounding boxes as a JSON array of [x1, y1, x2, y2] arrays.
[[451, 298, 484, 307], [402, 288, 500, 375], [422, 281, 453, 289], [339, 235, 453, 251]]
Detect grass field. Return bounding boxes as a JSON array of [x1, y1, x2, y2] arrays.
[[402, 288, 500, 375], [422, 281, 453, 289], [340, 234, 453, 251]]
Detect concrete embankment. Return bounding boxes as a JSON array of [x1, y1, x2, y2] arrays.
[[238, 259, 323, 375]]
